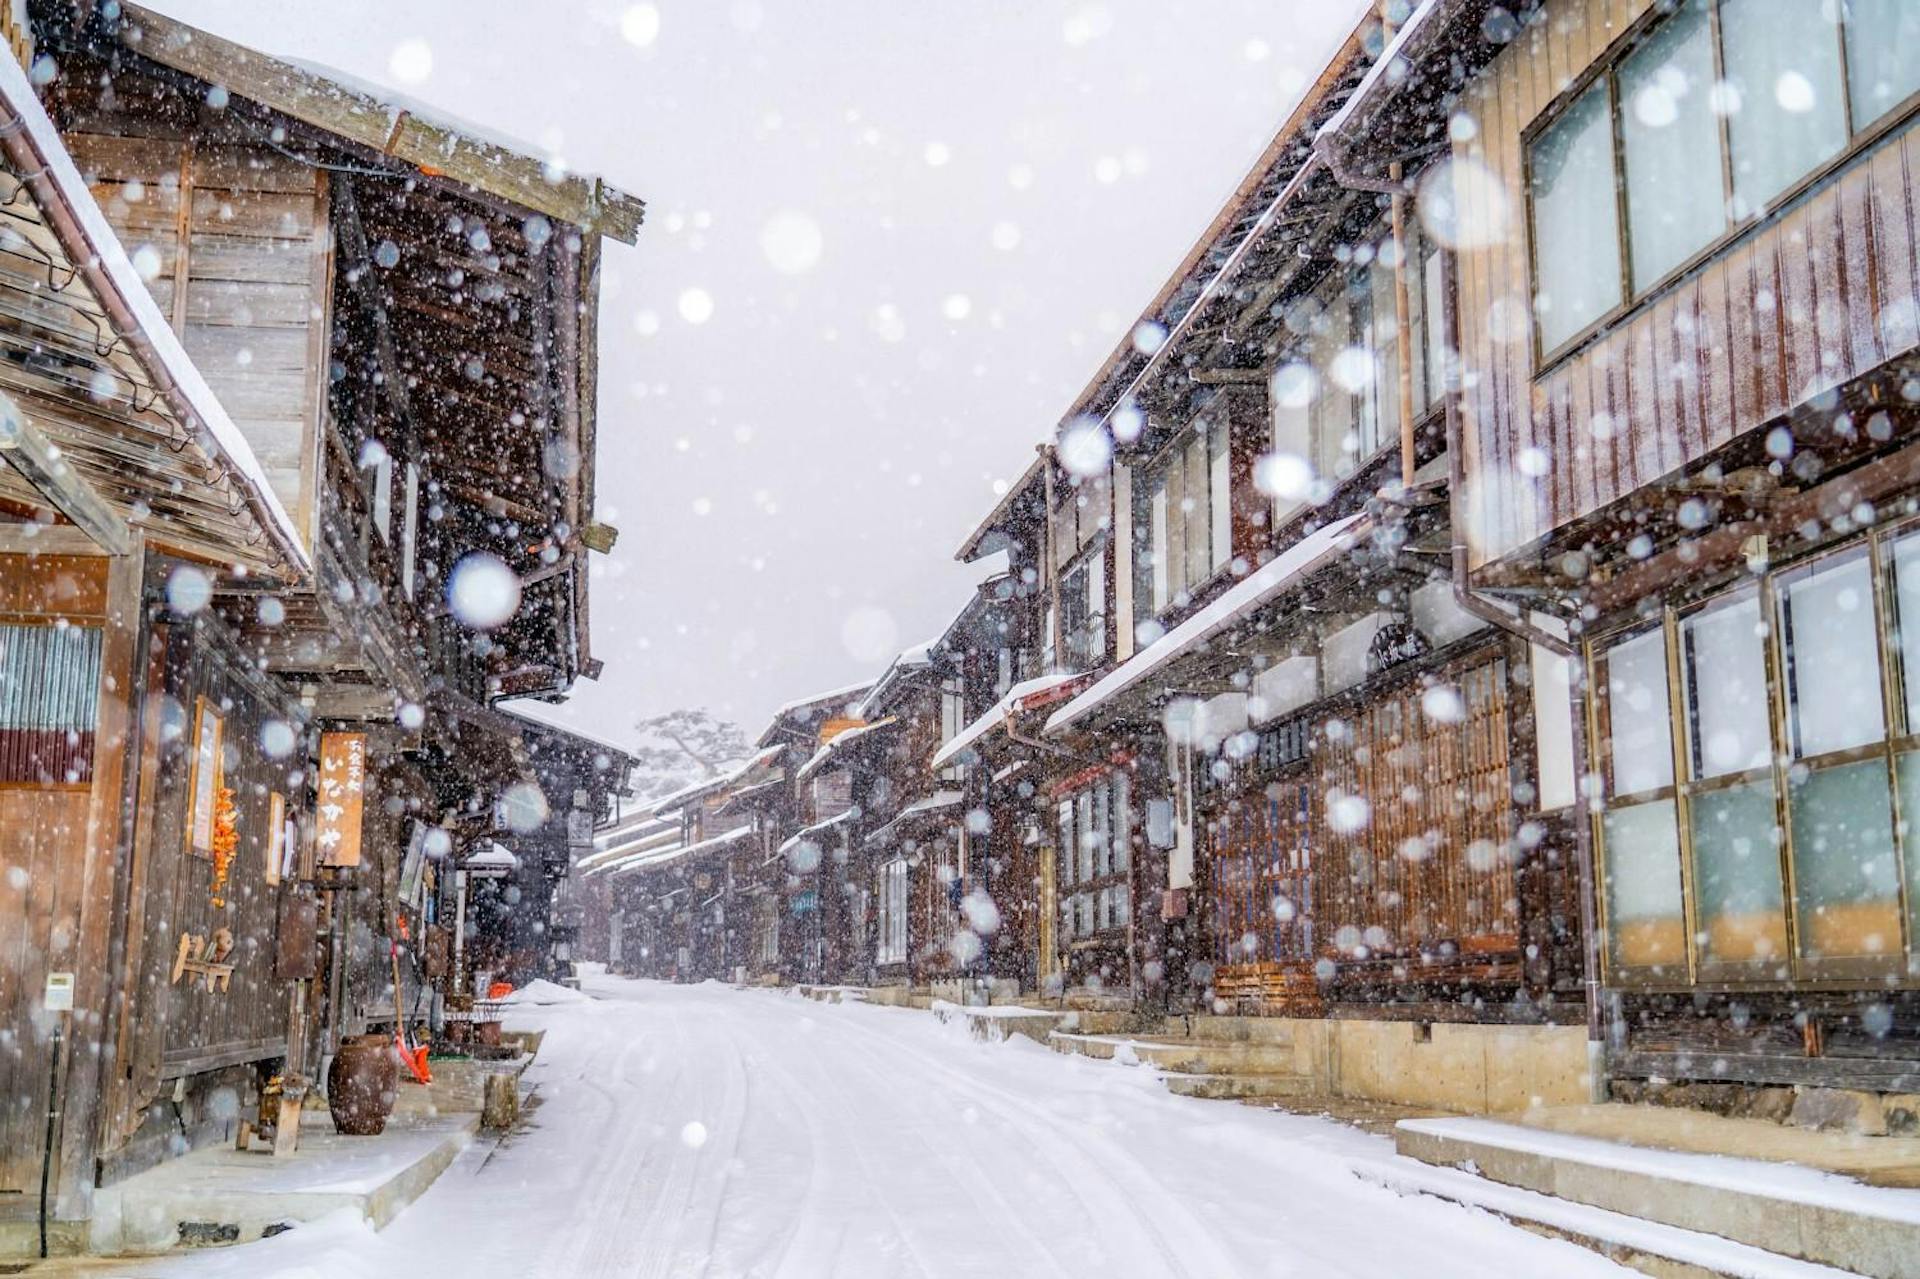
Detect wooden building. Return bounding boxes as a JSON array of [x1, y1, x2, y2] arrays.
[[0, 2, 642, 1252], [1337, 0, 1920, 1098], [851, 644, 971, 989], [0, 42, 312, 1248]]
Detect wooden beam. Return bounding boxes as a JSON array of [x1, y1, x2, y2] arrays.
[[0, 393, 133, 555], [1187, 368, 1268, 385]]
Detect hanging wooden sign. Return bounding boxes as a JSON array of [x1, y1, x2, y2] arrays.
[[316, 732, 368, 868], [266, 792, 285, 886]]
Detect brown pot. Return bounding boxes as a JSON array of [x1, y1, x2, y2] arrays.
[[328, 1034, 398, 1136]]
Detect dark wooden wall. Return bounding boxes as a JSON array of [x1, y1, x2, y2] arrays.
[[109, 603, 307, 1163]]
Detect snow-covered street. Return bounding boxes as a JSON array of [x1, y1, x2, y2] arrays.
[[93, 973, 1630, 1279]]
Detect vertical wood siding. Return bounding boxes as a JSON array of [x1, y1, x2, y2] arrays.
[[0, 553, 106, 1197], [63, 131, 329, 540], [1452, 0, 1920, 568]]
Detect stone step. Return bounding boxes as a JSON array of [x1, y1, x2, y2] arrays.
[[1162, 1072, 1318, 1101], [1048, 1031, 1301, 1075], [88, 1114, 477, 1257], [1395, 1115, 1920, 1279], [1352, 1154, 1861, 1279]]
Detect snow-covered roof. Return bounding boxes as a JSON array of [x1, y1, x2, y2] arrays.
[[1314, 0, 1440, 148], [579, 822, 680, 873], [0, 49, 308, 574], [116, 4, 645, 243], [642, 745, 785, 817], [713, 775, 788, 814], [1046, 514, 1371, 735], [772, 808, 858, 862], [929, 671, 1091, 771], [857, 639, 943, 718], [865, 790, 966, 846], [591, 813, 676, 852], [606, 822, 757, 879], [463, 842, 521, 878], [771, 679, 875, 719], [794, 716, 899, 783]]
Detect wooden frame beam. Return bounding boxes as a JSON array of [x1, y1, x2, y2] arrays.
[[0, 393, 133, 555]]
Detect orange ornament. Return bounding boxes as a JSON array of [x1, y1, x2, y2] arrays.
[[210, 784, 240, 908]]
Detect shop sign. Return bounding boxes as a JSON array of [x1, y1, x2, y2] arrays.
[[316, 732, 367, 868], [1366, 621, 1430, 676]]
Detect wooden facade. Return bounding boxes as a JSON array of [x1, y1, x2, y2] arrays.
[[1447, 0, 1920, 571], [0, 3, 640, 1250]]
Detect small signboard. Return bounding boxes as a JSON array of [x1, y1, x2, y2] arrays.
[[186, 697, 224, 856], [43, 971, 74, 1012], [316, 732, 368, 868], [266, 792, 285, 886]]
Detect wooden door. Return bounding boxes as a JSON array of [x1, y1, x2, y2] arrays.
[[1037, 841, 1059, 984], [1208, 776, 1321, 1010]]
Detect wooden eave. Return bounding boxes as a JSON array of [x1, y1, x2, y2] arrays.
[[954, 450, 1047, 562], [0, 105, 294, 575], [1315, 0, 1534, 185], [109, 2, 646, 244]]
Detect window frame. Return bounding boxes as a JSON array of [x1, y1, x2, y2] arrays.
[[1522, 0, 1920, 373], [1587, 520, 1920, 990], [1132, 416, 1230, 626], [1055, 769, 1133, 943]]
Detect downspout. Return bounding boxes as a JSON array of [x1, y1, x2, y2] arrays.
[[1327, 53, 1606, 1092], [1439, 243, 1605, 1093], [1040, 444, 1066, 671]]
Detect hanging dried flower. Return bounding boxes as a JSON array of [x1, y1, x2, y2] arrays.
[[210, 784, 239, 908]]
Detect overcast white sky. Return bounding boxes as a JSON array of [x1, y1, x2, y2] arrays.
[[155, 0, 1367, 753]]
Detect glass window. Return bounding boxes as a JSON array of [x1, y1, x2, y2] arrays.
[[1778, 548, 1884, 758], [1845, 0, 1920, 127], [1600, 626, 1675, 796], [1604, 800, 1688, 969], [1619, 0, 1725, 290], [1790, 757, 1901, 959], [1183, 430, 1210, 589], [1208, 418, 1231, 573], [1681, 591, 1773, 779], [1720, 0, 1848, 218], [1598, 627, 1687, 971], [1529, 82, 1623, 353], [1689, 778, 1786, 966], [1892, 530, 1920, 727]]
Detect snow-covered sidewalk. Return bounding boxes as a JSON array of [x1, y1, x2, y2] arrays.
[[88, 974, 1631, 1277]]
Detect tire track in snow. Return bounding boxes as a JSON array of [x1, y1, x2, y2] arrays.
[[809, 997, 1246, 1279], [747, 999, 1062, 1277]]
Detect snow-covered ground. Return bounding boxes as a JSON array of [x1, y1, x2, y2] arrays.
[[96, 974, 1630, 1278]]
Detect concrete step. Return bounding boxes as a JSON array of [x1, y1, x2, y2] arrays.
[[1162, 1072, 1318, 1101], [1047, 1031, 1300, 1075], [1353, 1154, 1862, 1279], [88, 1115, 477, 1257], [932, 1002, 1068, 1045], [1395, 1115, 1920, 1278]]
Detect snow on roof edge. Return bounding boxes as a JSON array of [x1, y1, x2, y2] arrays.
[[929, 670, 1089, 772], [1046, 514, 1369, 735]]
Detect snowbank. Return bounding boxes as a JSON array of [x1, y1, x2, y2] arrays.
[[498, 979, 590, 1006]]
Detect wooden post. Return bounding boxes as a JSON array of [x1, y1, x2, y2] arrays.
[[53, 539, 144, 1221]]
